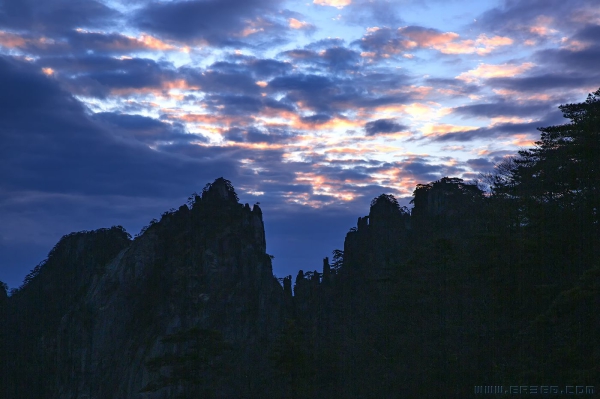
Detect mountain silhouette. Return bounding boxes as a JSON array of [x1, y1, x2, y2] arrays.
[[1, 89, 599, 398]]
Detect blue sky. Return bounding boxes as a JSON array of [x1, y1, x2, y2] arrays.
[[1, 0, 599, 289]]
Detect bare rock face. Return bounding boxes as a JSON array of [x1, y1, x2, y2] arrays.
[[2, 178, 284, 399]]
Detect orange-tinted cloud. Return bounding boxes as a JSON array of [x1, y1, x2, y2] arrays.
[[398, 27, 512, 55], [441, 145, 467, 152], [456, 62, 535, 83], [371, 101, 448, 123], [528, 16, 557, 37], [313, 0, 351, 9], [490, 116, 531, 125], [0, 31, 26, 48], [438, 34, 513, 55], [74, 29, 181, 52], [236, 17, 273, 37], [290, 171, 362, 206], [399, 27, 458, 48], [288, 18, 313, 30], [178, 113, 251, 127], [358, 26, 512, 60], [137, 34, 177, 51], [492, 88, 551, 102], [422, 123, 479, 138]]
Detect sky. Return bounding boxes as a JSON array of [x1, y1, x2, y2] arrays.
[[1, 0, 599, 289]]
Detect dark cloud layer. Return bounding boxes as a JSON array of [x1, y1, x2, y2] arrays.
[[430, 113, 565, 142], [267, 71, 414, 114], [477, 0, 594, 38], [223, 126, 295, 144], [134, 0, 284, 46], [93, 112, 207, 145], [535, 45, 600, 76], [488, 74, 594, 93], [466, 157, 494, 171], [0, 56, 237, 197], [452, 100, 552, 118], [40, 55, 177, 98], [184, 67, 260, 96], [345, 0, 404, 29], [0, 0, 119, 34], [364, 118, 407, 136]]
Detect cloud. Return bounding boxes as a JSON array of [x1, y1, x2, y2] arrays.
[[266, 71, 416, 116], [488, 74, 594, 93], [288, 18, 315, 31], [304, 38, 346, 50], [393, 157, 447, 185], [435, 33, 513, 55], [0, 55, 238, 198], [0, 0, 119, 34], [281, 45, 361, 71], [313, 0, 352, 9], [344, 0, 403, 27], [267, 73, 336, 110], [364, 119, 408, 136], [204, 94, 264, 115], [66, 30, 179, 54], [134, 0, 285, 46], [473, 25, 600, 95], [301, 114, 333, 125], [466, 157, 494, 171], [535, 43, 600, 75], [456, 62, 535, 83], [320, 46, 361, 71], [182, 67, 260, 96], [243, 58, 294, 78], [354, 25, 513, 59], [281, 49, 317, 61], [425, 78, 481, 97], [425, 113, 564, 142], [452, 100, 552, 118], [354, 27, 409, 58], [572, 24, 600, 43], [399, 26, 460, 49], [92, 112, 208, 145], [0, 29, 187, 58], [37, 55, 179, 98], [223, 126, 297, 144], [477, 0, 595, 39]]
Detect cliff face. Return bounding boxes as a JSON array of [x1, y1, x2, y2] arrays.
[[2, 178, 284, 399]]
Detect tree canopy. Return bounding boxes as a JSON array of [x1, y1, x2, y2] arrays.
[[490, 88, 600, 233]]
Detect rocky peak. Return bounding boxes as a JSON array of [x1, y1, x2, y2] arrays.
[[202, 177, 239, 204]]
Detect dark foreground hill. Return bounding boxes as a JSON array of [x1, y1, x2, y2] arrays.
[[1, 90, 599, 398]]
